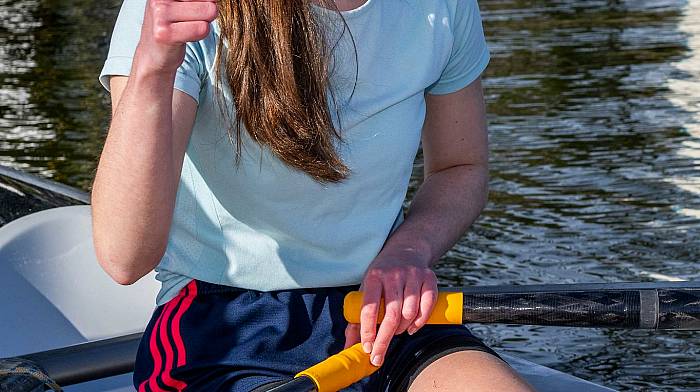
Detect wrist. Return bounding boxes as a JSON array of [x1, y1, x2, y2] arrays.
[[374, 237, 434, 268], [132, 43, 182, 79], [131, 61, 177, 82], [128, 64, 178, 97]]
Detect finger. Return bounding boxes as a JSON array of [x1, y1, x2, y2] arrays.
[[161, 1, 218, 23], [344, 323, 361, 349], [154, 21, 211, 44], [370, 280, 403, 366], [360, 277, 382, 354], [408, 278, 438, 335], [396, 278, 421, 334]]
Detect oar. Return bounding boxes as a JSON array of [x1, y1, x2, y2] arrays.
[[269, 281, 700, 391], [265, 344, 377, 392], [2, 281, 698, 392], [0, 333, 142, 389], [345, 281, 700, 330]]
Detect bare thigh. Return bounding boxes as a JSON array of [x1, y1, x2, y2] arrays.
[[408, 351, 536, 392]]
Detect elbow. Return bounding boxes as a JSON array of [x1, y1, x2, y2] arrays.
[[95, 250, 154, 286], [93, 233, 165, 286], [105, 268, 143, 286]]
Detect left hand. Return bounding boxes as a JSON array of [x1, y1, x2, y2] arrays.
[[344, 252, 438, 367]]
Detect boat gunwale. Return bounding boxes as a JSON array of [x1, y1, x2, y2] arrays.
[[0, 165, 89, 204]]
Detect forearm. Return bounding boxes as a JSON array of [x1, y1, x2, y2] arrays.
[[378, 163, 489, 267], [91, 66, 178, 284], [350, 81, 490, 364]]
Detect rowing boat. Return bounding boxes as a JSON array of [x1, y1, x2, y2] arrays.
[[0, 165, 615, 391]]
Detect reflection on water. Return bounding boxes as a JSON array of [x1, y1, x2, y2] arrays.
[[0, 0, 119, 188], [1, 0, 699, 390], [667, 0, 700, 219]]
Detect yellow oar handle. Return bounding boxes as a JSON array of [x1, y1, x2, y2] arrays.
[[295, 343, 379, 392], [343, 291, 464, 325], [292, 293, 462, 391]]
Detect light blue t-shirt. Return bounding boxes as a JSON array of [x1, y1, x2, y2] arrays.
[[100, 0, 490, 305]]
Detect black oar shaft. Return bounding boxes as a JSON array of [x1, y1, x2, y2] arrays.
[[18, 333, 142, 386], [460, 289, 700, 330]]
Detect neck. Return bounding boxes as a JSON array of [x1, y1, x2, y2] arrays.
[[329, 0, 368, 12]]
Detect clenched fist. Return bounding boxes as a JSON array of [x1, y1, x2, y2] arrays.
[[135, 0, 217, 74]]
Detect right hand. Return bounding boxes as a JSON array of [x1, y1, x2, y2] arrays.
[[135, 0, 218, 73]]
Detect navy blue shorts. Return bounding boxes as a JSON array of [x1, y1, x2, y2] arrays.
[[133, 280, 499, 391]]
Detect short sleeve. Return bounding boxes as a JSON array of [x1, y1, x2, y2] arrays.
[[98, 0, 203, 103], [426, 0, 490, 95]]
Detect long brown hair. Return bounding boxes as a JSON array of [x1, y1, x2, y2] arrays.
[[214, 1, 351, 183]]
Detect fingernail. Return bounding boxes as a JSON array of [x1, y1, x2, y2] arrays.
[[363, 342, 373, 354], [371, 354, 383, 366], [407, 326, 416, 335]]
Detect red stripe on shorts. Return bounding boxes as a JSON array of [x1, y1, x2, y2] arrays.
[[171, 280, 198, 367], [138, 280, 197, 392], [138, 302, 169, 392], [158, 287, 187, 390]]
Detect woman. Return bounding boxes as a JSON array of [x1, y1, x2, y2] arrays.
[[94, 0, 535, 390]]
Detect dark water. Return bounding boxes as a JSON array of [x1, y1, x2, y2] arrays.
[[1, 0, 699, 390]]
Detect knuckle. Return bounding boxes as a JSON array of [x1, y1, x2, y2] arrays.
[[429, 287, 439, 300], [360, 329, 376, 339], [360, 329, 375, 340], [360, 322, 374, 332], [387, 266, 403, 277], [383, 308, 401, 324], [152, 24, 170, 43], [373, 341, 389, 352], [361, 332, 375, 341], [402, 304, 418, 320], [360, 303, 378, 316], [194, 21, 210, 38], [367, 268, 383, 279], [360, 326, 376, 336], [360, 319, 377, 331]]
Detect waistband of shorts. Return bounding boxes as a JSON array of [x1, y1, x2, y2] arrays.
[[192, 279, 360, 296]]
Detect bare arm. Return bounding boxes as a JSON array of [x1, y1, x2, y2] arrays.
[[345, 78, 489, 366], [384, 77, 489, 268], [92, 75, 197, 285], [92, 0, 217, 285]]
